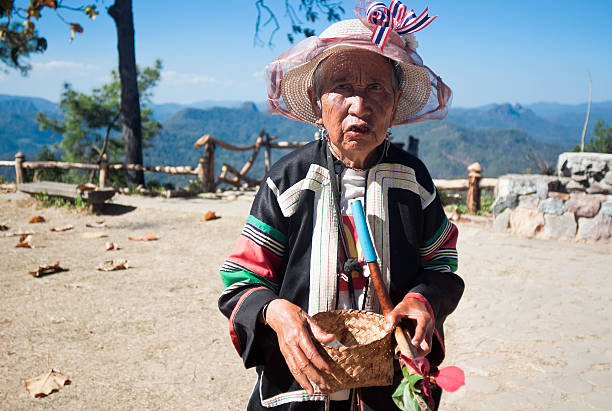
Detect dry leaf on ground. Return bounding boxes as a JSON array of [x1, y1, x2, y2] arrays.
[[29, 261, 67, 277], [105, 241, 119, 251], [201, 211, 220, 221], [24, 369, 70, 398], [97, 259, 129, 271], [29, 216, 46, 224], [15, 234, 34, 248], [0, 222, 8, 231], [82, 232, 108, 239], [86, 221, 107, 228], [76, 183, 97, 191], [50, 225, 74, 232], [128, 233, 158, 241]]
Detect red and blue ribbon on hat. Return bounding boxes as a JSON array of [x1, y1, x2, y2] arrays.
[[366, 0, 436, 50]]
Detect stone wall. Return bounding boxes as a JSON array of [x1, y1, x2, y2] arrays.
[[492, 153, 612, 241]]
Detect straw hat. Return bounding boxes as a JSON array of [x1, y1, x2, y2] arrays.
[[265, 18, 451, 126]]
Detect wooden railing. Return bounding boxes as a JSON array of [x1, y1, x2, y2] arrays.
[[1, 130, 308, 192], [1, 133, 496, 212]]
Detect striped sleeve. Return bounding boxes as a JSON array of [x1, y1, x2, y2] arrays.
[[419, 217, 458, 273], [218, 180, 289, 368], [220, 215, 286, 291]]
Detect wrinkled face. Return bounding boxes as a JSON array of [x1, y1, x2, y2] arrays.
[[310, 50, 400, 166]]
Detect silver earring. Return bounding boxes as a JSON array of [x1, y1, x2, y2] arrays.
[[317, 125, 329, 140], [383, 129, 392, 156]]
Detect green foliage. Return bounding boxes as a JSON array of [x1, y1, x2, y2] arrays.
[[34, 191, 87, 210], [0, 1, 98, 74], [572, 120, 612, 153], [34, 191, 51, 207], [74, 194, 86, 210], [0, 174, 5, 183], [35, 60, 163, 184], [35, 144, 64, 182], [477, 193, 494, 216], [446, 203, 469, 215], [393, 372, 429, 411]]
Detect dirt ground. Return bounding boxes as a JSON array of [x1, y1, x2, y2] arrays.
[[1, 191, 610, 410]]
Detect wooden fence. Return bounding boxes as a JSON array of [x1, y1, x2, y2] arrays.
[[0, 130, 496, 212]]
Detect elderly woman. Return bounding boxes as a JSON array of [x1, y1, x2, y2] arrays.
[[219, 8, 463, 411]]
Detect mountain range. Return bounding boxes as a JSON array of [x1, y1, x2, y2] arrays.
[[1, 93, 610, 183]]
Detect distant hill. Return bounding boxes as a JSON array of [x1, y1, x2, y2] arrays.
[[448, 103, 574, 148], [1, 93, 607, 183], [0, 95, 58, 162], [393, 121, 561, 178]]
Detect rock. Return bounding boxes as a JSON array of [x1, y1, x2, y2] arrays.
[[492, 208, 511, 233], [492, 194, 518, 216], [565, 193, 605, 218], [548, 191, 570, 201], [535, 178, 559, 199], [604, 171, 612, 186], [538, 197, 565, 215], [557, 152, 612, 178], [586, 180, 612, 194], [509, 209, 545, 237], [600, 201, 612, 217], [543, 212, 577, 238], [517, 193, 539, 210], [565, 179, 586, 192], [590, 160, 607, 174], [497, 175, 537, 197], [577, 214, 612, 241]]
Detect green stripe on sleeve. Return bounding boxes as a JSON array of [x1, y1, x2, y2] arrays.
[[247, 215, 287, 243], [422, 217, 449, 248], [421, 257, 458, 272], [220, 267, 278, 290]]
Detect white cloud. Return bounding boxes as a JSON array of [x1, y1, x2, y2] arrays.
[[161, 70, 217, 86], [31, 60, 100, 72]]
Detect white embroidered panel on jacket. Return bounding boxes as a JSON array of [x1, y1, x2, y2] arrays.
[[365, 164, 436, 295], [270, 164, 339, 314]]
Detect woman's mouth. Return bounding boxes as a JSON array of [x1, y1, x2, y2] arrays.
[[346, 124, 370, 134]]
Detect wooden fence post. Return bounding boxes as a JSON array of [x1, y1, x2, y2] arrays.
[[199, 141, 215, 192], [99, 154, 109, 188], [264, 133, 272, 173], [467, 162, 482, 214], [14, 152, 26, 184]]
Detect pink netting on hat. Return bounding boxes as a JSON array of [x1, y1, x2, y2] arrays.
[[264, 19, 451, 126]]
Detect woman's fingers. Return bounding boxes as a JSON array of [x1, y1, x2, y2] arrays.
[[385, 297, 435, 356], [266, 299, 332, 392]]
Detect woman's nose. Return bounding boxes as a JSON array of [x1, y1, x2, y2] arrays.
[[347, 94, 371, 117]]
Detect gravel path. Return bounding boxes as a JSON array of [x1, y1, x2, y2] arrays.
[[1, 192, 610, 410]]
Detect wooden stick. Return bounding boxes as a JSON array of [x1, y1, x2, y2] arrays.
[[351, 200, 419, 360]]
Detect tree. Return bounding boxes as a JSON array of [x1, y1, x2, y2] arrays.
[[35, 60, 162, 184], [254, 0, 344, 46], [0, 1, 98, 73], [4, 0, 345, 186], [572, 120, 612, 154], [108, 0, 143, 186]]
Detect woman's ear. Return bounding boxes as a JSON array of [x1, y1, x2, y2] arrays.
[[307, 86, 322, 121]]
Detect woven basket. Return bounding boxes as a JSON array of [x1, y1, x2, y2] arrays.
[[312, 309, 394, 394]]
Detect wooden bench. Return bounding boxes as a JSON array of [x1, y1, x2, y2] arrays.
[[18, 182, 116, 212]]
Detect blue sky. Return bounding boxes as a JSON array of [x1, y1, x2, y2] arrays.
[[1, 0, 611, 108]]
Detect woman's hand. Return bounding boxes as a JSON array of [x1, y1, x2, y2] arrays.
[[384, 297, 434, 357], [265, 299, 336, 393]]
